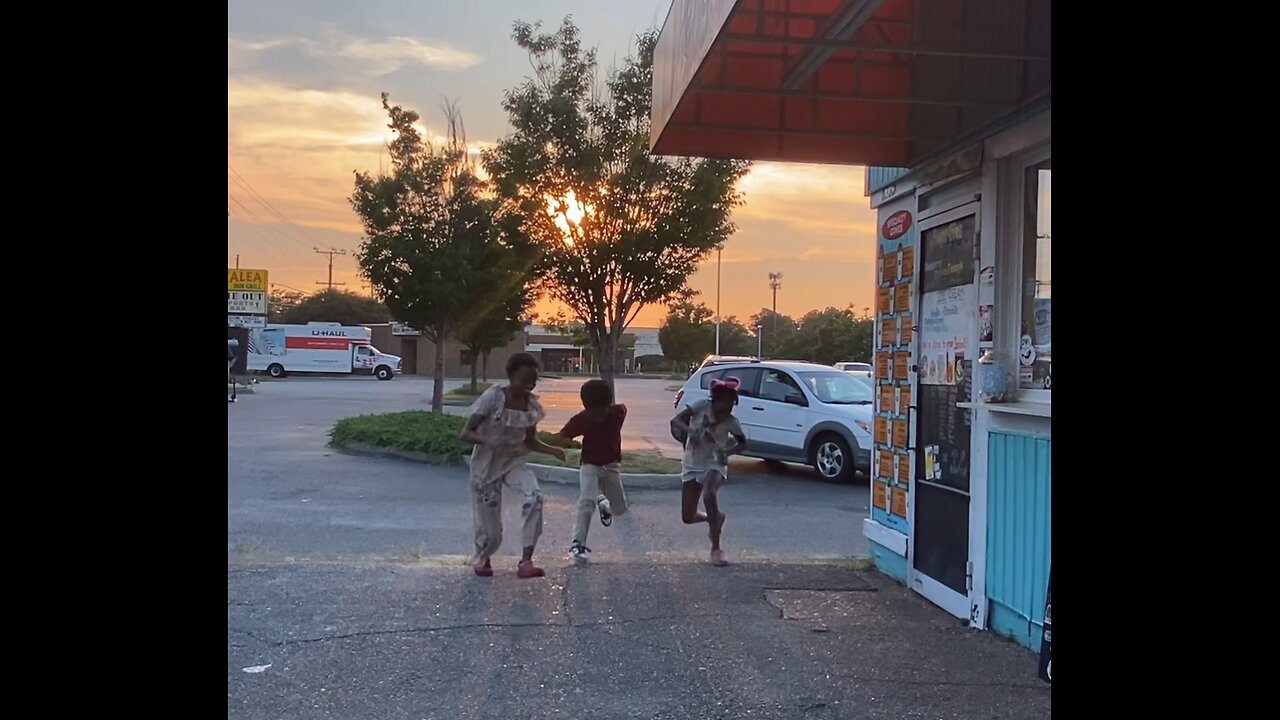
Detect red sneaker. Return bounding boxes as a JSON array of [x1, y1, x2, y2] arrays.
[[474, 558, 493, 577], [517, 560, 546, 579]]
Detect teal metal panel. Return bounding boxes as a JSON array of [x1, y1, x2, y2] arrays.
[[986, 431, 1052, 648]]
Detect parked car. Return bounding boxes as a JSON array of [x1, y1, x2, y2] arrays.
[[673, 361, 873, 483], [695, 354, 759, 371]]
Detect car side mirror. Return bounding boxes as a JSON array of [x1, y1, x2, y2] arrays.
[[785, 393, 807, 406]]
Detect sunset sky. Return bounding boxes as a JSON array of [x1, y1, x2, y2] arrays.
[[228, 0, 880, 328]]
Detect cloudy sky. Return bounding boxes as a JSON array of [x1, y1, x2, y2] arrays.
[[228, 0, 880, 327]]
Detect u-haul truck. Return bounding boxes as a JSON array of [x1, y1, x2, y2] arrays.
[[246, 322, 403, 380]]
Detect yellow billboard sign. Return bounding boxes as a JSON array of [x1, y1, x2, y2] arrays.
[[228, 268, 269, 292]]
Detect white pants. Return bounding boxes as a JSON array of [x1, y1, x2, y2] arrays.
[[572, 463, 627, 545], [470, 465, 543, 560]]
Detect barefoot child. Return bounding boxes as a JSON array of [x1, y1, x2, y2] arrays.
[[669, 377, 747, 566], [557, 379, 629, 564], [459, 353, 565, 578]]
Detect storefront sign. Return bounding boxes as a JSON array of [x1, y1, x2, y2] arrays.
[[882, 210, 913, 240]]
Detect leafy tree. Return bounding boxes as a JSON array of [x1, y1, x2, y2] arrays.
[[352, 94, 535, 411], [775, 306, 874, 365], [483, 18, 749, 388], [279, 288, 391, 325], [718, 316, 757, 357], [267, 287, 308, 322], [658, 301, 714, 369], [457, 297, 531, 392], [748, 308, 799, 358]]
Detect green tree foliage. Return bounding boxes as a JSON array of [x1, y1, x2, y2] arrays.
[[483, 18, 749, 387]]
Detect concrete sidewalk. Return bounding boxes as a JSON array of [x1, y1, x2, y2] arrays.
[[228, 559, 1050, 719]]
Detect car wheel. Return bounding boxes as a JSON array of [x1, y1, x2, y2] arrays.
[[375, 365, 393, 381], [267, 364, 286, 379], [812, 433, 853, 483]]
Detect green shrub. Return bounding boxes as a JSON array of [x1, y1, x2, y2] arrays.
[[329, 410, 579, 462]]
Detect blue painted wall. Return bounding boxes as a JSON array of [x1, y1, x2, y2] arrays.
[[986, 430, 1052, 649], [868, 540, 909, 584]]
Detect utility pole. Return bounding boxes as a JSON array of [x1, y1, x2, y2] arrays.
[[235, 254, 240, 269], [314, 247, 348, 291], [768, 272, 783, 350], [715, 244, 723, 355]]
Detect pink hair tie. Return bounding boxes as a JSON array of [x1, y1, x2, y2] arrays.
[[710, 377, 741, 391]]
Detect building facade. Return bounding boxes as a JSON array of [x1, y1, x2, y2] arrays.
[[368, 323, 526, 380], [650, 0, 1050, 649]]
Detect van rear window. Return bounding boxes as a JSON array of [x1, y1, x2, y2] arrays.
[[699, 369, 726, 389]]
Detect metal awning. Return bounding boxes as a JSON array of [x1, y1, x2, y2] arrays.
[[650, 0, 1050, 167]]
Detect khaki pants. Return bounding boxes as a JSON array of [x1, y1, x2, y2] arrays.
[[470, 465, 543, 560], [573, 463, 628, 545]]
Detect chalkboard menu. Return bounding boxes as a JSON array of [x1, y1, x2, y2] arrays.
[[915, 360, 972, 492], [921, 215, 977, 294], [1038, 568, 1052, 683]]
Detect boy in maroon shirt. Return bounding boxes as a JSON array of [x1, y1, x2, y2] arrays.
[[558, 379, 628, 564]]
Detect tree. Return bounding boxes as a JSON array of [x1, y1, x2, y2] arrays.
[[267, 287, 307, 322], [484, 18, 750, 388], [352, 94, 535, 412], [775, 306, 874, 365], [279, 288, 391, 325], [658, 301, 714, 370], [718, 316, 757, 357], [748, 308, 799, 358], [457, 297, 531, 393]]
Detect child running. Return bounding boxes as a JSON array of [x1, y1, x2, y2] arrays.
[[459, 352, 565, 578], [669, 377, 747, 566], [557, 379, 629, 564]]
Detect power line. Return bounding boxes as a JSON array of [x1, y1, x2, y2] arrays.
[[314, 247, 348, 290], [228, 192, 315, 267]]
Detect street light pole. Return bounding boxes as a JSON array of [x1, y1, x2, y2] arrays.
[[715, 244, 723, 355]]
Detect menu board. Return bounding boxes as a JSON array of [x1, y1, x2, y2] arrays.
[[915, 360, 973, 491], [878, 450, 894, 479], [873, 481, 889, 511], [921, 215, 977, 294], [893, 351, 910, 381], [881, 316, 897, 346], [892, 417, 909, 448], [891, 487, 909, 518], [874, 415, 890, 445]]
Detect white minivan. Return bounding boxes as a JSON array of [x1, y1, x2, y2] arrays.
[[673, 361, 873, 483]]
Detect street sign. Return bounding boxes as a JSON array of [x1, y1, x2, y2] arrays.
[[228, 314, 266, 328]]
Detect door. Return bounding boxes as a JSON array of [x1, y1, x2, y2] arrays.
[[911, 201, 980, 620], [400, 338, 418, 375], [354, 345, 376, 373], [749, 367, 808, 458]]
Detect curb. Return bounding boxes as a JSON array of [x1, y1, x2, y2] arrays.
[[331, 441, 682, 489]]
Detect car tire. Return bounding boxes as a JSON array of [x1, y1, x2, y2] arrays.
[[811, 433, 854, 483], [375, 365, 393, 381], [267, 364, 286, 379]]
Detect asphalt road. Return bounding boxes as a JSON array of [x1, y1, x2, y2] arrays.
[[228, 375, 869, 563]]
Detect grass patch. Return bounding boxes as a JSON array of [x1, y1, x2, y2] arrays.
[[445, 381, 492, 398], [329, 410, 678, 472], [534, 448, 681, 474], [329, 410, 579, 463]]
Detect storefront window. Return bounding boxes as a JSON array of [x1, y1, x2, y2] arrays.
[[1019, 160, 1051, 392]]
